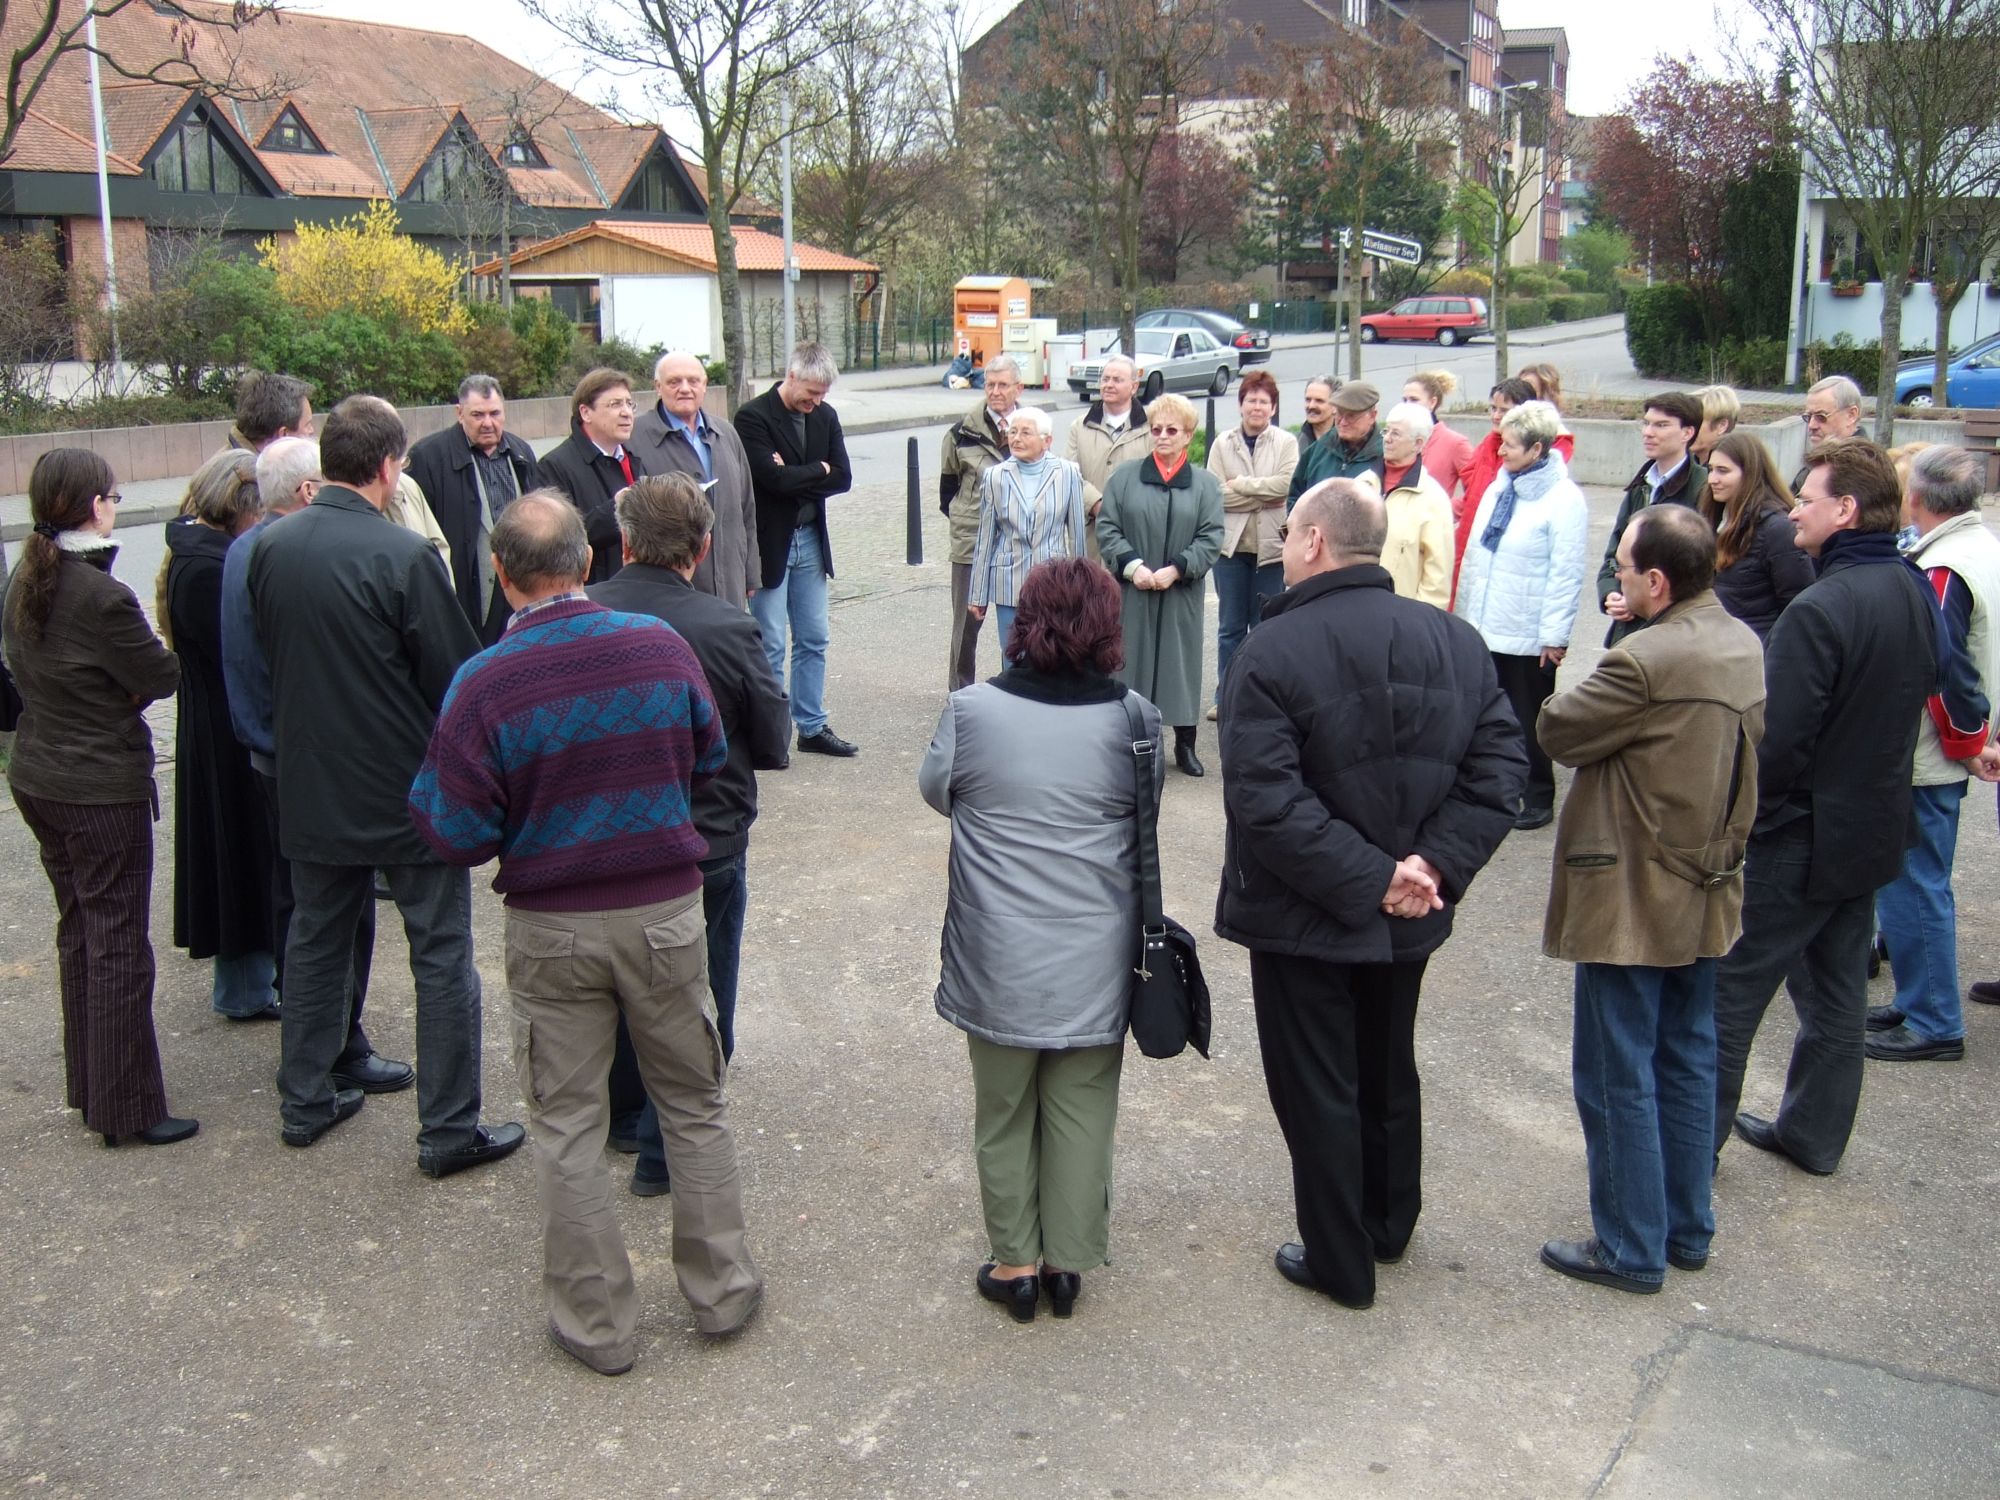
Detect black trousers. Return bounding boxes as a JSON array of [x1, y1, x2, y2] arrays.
[[1490, 652, 1557, 812], [1250, 950, 1428, 1308], [256, 770, 373, 1065]]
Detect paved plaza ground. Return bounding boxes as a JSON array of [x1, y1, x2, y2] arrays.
[[1, 470, 1996, 1498]]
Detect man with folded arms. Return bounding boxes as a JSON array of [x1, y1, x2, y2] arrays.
[[412, 491, 763, 1374], [1536, 506, 1764, 1293]]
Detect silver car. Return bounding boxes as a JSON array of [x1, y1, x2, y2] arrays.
[[1069, 327, 1239, 403]]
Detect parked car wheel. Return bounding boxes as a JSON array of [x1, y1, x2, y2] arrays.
[[1904, 387, 1935, 408], [1360, 325, 1379, 344], [1436, 327, 1458, 347], [1208, 366, 1231, 396], [1144, 371, 1165, 401]]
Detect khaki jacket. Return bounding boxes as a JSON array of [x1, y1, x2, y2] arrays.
[[1206, 423, 1300, 568], [1540, 591, 1766, 967], [388, 472, 451, 563], [1064, 402, 1151, 559], [1381, 467, 1454, 609], [941, 400, 1010, 565]]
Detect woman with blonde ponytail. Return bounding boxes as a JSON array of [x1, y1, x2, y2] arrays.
[[3, 449, 192, 1146]]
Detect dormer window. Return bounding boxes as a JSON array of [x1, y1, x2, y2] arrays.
[[261, 106, 324, 155], [501, 135, 546, 168]]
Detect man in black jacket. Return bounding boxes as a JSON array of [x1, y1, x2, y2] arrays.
[[404, 373, 543, 642], [1712, 438, 1977, 1176], [735, 341, 858, 756], [1217, 478, 1526, 1310], [248, 395, 524, 1176], [1599, 392, 1708, 646], [538, 367, 646, 586], [590, 473, 792, 1195]]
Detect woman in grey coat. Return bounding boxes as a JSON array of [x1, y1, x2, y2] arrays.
[[1097, 392, 1225, 777], [920, 557, 1163, 1323]]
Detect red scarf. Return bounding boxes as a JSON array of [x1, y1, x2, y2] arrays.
[[1154, 451, 1188, 485]]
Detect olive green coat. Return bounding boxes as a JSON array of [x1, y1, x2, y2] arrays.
[[1096, 456, 1225, 727], [941, 400, 1009, 565]]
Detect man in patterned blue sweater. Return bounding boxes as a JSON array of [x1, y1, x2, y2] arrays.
[[411, 490, 763, 1376]]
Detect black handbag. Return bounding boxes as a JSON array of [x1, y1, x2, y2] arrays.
[[1122, 695, 1211, 1060]]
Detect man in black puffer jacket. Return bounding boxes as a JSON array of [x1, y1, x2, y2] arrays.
[[1217, 477, 1527, 1312]]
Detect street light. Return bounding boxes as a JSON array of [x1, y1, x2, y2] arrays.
[[1493, 79, 1539, 383]]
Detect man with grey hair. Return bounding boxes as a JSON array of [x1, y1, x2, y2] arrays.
[[413, 490, 762, 1374], [942, 352, 1023, 687], [629, 351, 761, 608], [1218, 477, 1526, 1312], [406, 373, 545, 643], [1794, 377, 1864, 491], [590, 472, 791, 1196], [734, 341, 857, 756], [1869, 444, 2000, 1061], [1065, 354, 1150, 562]]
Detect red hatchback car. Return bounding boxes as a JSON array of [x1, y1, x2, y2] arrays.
[[1359, 296, 1491, 346]]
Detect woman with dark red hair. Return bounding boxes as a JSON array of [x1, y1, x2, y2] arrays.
[[920, 557, 1164, 1324], [1204, 367, 1298, 722]]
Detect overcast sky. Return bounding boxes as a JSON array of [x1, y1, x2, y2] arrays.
[[297, 0, 1752, 127]]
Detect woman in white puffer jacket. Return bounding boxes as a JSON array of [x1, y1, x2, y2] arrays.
[[1452, 400, 1589, 830]]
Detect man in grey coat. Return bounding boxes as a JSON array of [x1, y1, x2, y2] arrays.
[[628, 351, 761, 609], [249, 395, 524, 1177]]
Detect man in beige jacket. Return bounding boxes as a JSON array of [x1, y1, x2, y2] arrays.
[[1064, 356, 1152, 562], [1535, 504, 1765, 1296]]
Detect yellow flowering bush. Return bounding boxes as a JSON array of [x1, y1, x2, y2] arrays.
[[260, 201, 468, 335]]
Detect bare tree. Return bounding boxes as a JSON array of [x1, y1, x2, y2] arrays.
[[1916, 201, 2000, 407], [1, 0, 286, 167], [522, 0, 847, 407], [418, 79, 579, 307], [1745, 0, 2000, 440], [1453, 85, 1561, 382], [1254, 14, 1458, 379]]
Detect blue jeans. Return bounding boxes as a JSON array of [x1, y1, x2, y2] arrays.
[[212, 949, 277, 1018], [636, 851, 749, 1187], [749, 526, 830, 735], [1211, 551, 1283, 703], [1572, 960, 1718, 1283], [1876, 780, 1968, 1041]]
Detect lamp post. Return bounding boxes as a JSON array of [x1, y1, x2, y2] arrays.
[[1492, 79, 1538, 384]]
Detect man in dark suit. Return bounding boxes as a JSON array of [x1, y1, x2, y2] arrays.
[[733, 341, 858, 756], [629, 351, 761, 609], [590, 472, 793, 1195], [537, 367, 646, 585], [404, 374, 543, 642], [248, 395, 524, 1178]]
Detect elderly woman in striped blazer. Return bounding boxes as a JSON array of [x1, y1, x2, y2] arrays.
[[968, 406, 1087, 655]]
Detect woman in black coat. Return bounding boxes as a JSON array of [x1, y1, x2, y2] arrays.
[[161, 450, 278, 1019], [1698, 432, 1815, 642]]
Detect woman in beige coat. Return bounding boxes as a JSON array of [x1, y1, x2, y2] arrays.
[[1377, 400, 1455, 608], [1203, 369, 1298, 718]]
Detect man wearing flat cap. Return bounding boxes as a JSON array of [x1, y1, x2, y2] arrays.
[[1289, 380, 1386, 504]]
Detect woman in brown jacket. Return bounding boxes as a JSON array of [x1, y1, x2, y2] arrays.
[[3, 449, 192, 1146]]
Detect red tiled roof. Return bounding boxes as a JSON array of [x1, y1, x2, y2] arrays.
[[474, 219, 878, 277]]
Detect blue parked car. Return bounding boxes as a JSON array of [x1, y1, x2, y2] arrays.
[[1895, 333, 2000, 407]]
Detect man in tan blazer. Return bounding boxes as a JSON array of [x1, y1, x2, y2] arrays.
[[1534, 504, 1765, 1296]]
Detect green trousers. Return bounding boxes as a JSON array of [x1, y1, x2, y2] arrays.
[[966, 1033, 1125, 1270]]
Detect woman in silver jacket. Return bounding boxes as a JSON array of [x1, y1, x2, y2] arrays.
[[919, 557, 1164, 1323]]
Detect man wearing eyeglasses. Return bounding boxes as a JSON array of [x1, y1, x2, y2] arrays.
[[1793, 377, 1864, 492], [629, 351, 761, 610], [539, 368, 648, 585]]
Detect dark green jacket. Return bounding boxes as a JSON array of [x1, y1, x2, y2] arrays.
[[1288, 423, 1386, 506]]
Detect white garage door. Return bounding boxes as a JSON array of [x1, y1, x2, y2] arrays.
[[601, 275, 714, 355]]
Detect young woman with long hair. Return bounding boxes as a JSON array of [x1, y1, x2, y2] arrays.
[[1698, 431, 1815, 641]]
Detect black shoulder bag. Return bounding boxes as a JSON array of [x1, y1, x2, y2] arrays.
[[1122, 694, 1211, 1060]]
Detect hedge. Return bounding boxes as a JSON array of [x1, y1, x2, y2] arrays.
[[1624, 283, 1706, 377], [1545, 293, 1611, 322], [1808, 337, 1934, 385], [1503, 297, 1548, 331]]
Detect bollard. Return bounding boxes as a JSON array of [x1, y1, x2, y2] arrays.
[[906, 436, 923, 565], [1205, 396, 1216, 454]]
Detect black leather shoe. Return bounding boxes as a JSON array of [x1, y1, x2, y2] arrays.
[[103, 1115, 199, 1148], [796, 728, 858, 757], [629, 1171, 671, 1198], [1733, 1111, 1834, 1175], [1174, 740, 1205, 777], [977, 1263, 1037, 1322], [1865, 1022, 1965, 1062], [225, 1001, 281, 1022], [330, 1052, 415, 1094], [1373, 1244, 1405, 1265], [1041, 1268, 1081, 1318], [1968, 979, 2000, 1006], [1667, 1247, 1708, 1272], [1274, 1242, 1372, 1309], [1513, 804, 1553, 831], [1868, 933, 1888, 978], [281, 1088, 364, 1148], [1539, 1237, 1661, 1294], [1865, 1004, 1906, 1032], [550, 1324, 632, 1377], [419, 1121, 527, 1179]]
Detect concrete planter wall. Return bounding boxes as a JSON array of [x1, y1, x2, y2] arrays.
[[1441, 415, 1965, 489]]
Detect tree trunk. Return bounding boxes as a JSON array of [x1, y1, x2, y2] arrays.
[[1875, 265, 1904, 445], [1117, 169, 1142, 358], [1493, 223, 1510, 384], [707, 158, 750, 411], [1933, 275, 1970, 408], [1346, 211, 1365, 379], [499, 190, 514, 311]]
